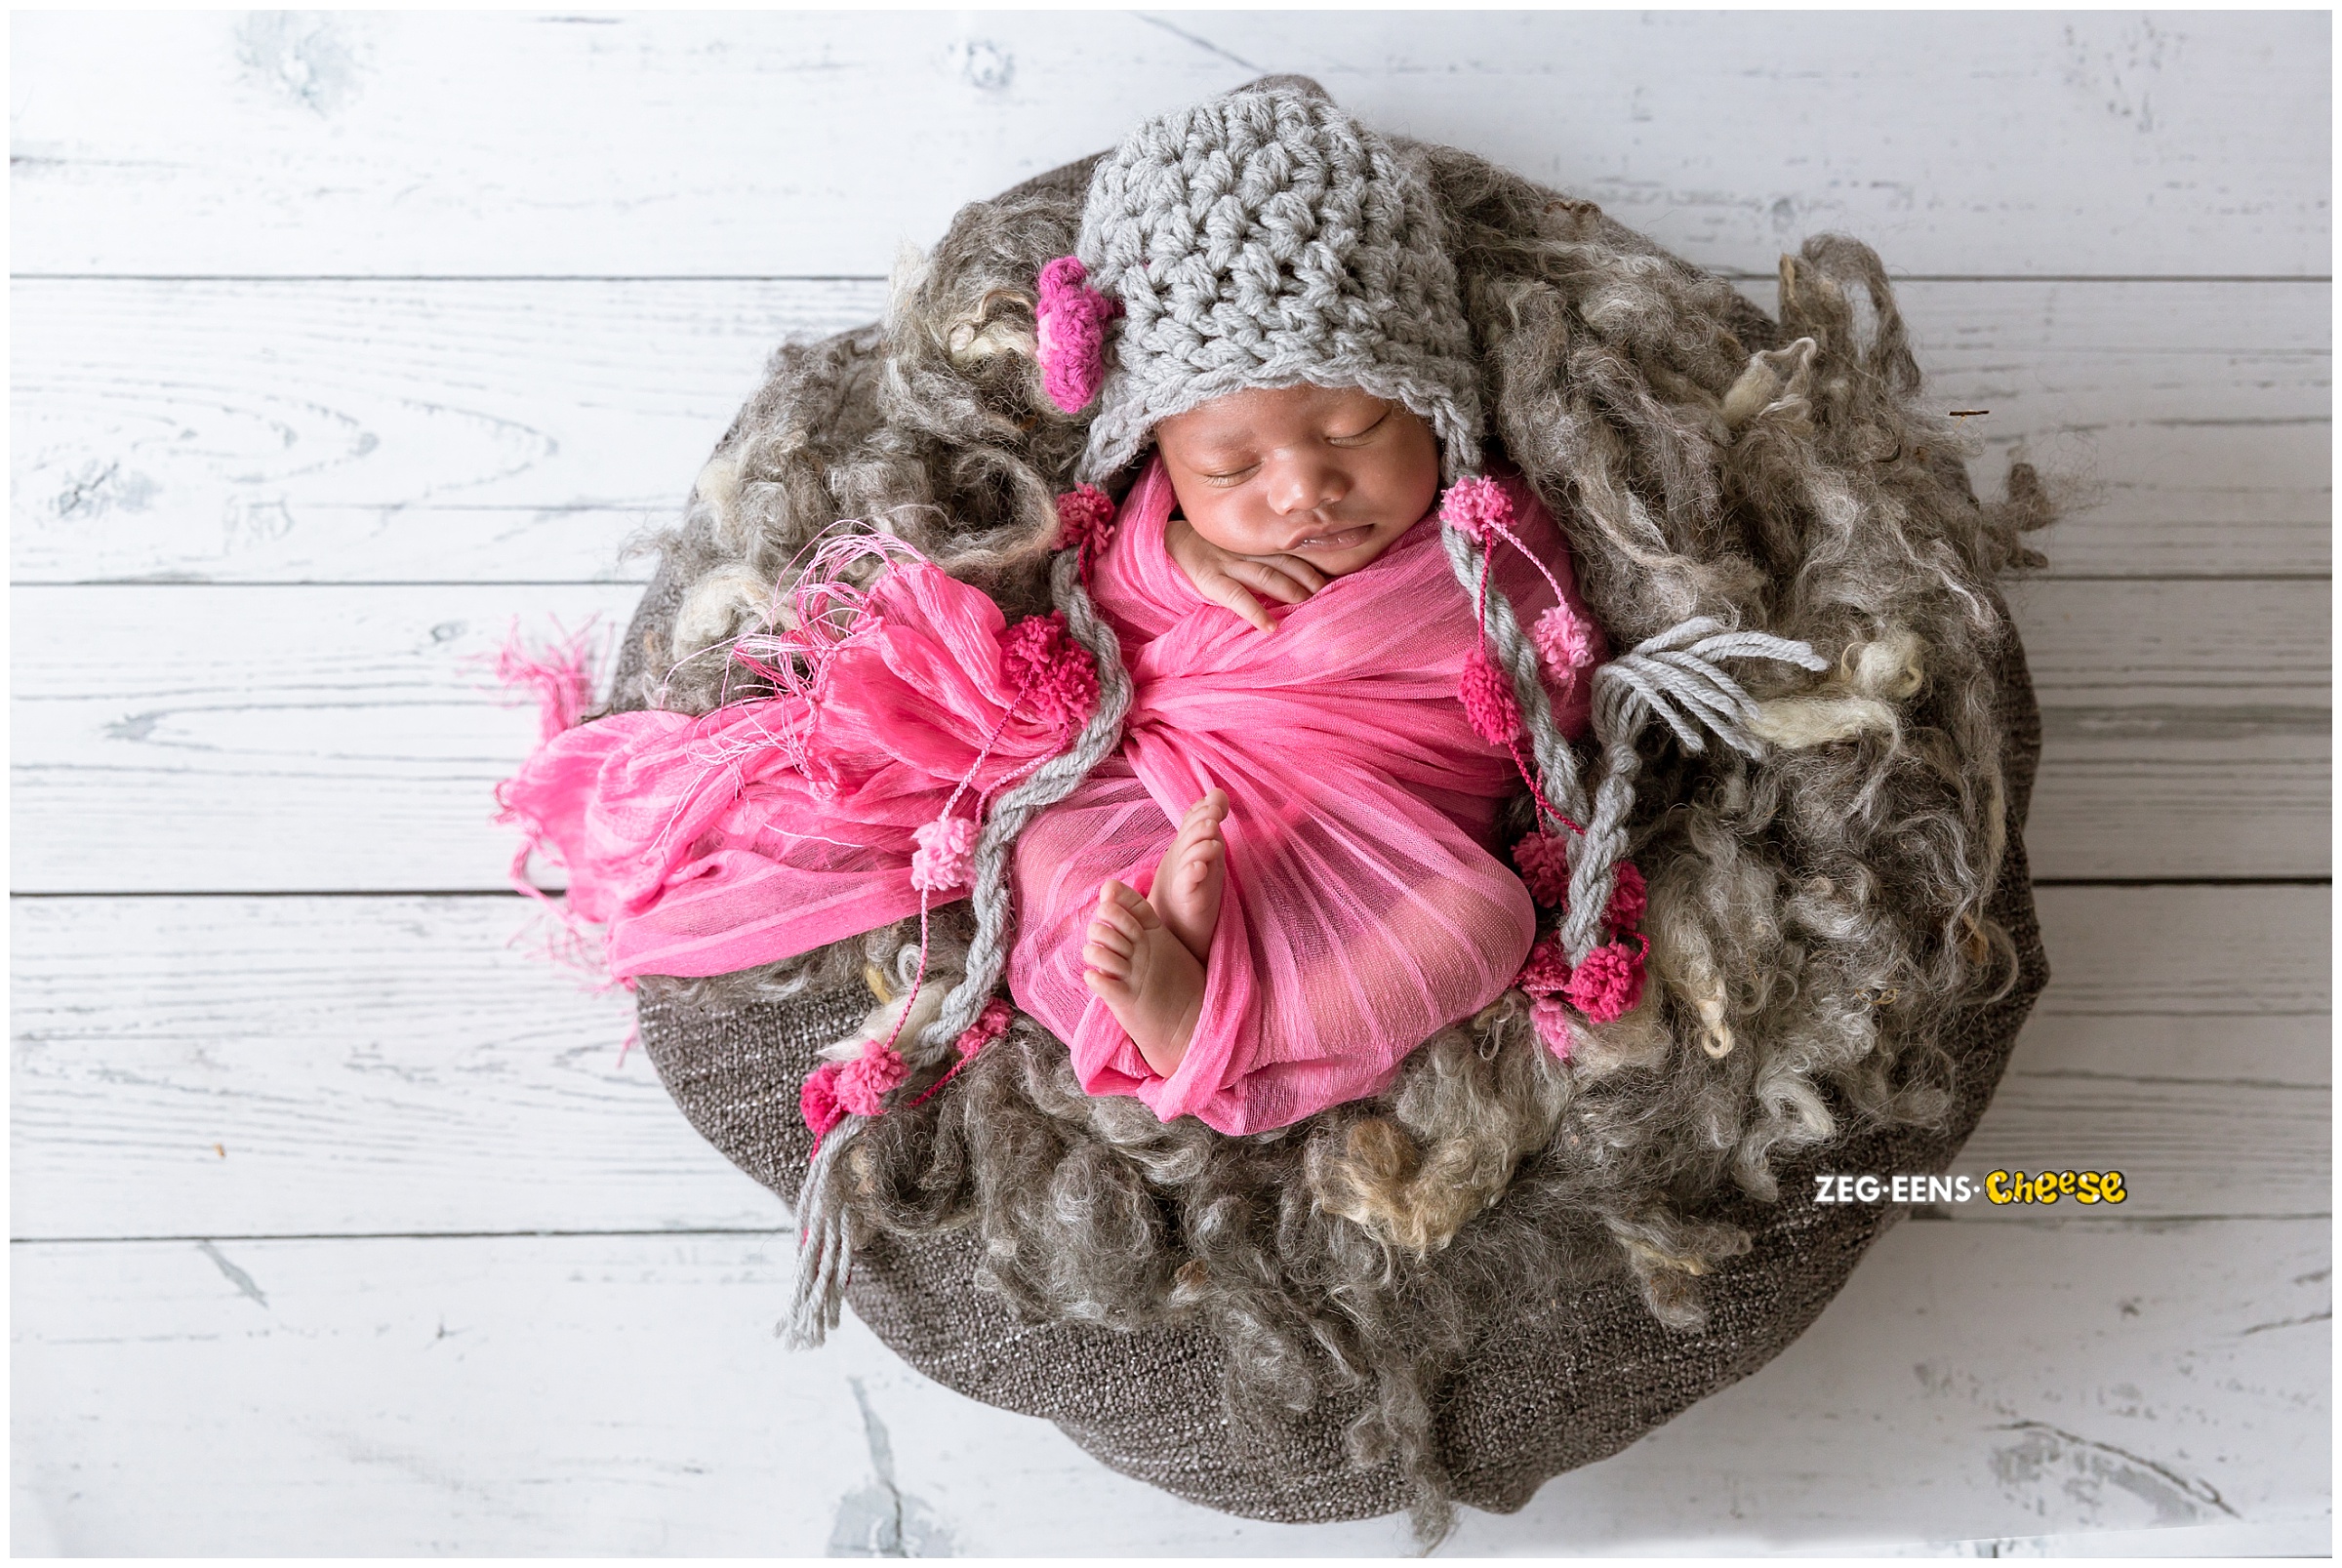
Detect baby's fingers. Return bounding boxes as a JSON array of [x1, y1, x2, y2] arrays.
[[1257, 553, 1330, 597], [1199, 570, 1278, 634], [1227, 557, 1315, 609]]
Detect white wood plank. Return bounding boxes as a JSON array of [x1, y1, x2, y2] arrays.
[[10, 279, 887, 584], [13, 13, 2328, 279], [1882, 280, 2329, 579], [9, 1219, 2327, 1553], [8, 896, 735, 1240], [14, 278, 2325, 584], [11, 582, 639, 894], [12, 577, 2325, 892], [2007, 577, 2330, 880], [12, 886, 2324, 1241]]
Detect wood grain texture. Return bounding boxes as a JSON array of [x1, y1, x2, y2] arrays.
[[10, 279, 887, 584], [10, 1219, 2327, 1553], [12, 885, 2324, 1241], [13, 12, 2329, 278], [14, 278, 2326, 584], [12, 577, 2327, 893], [2006, 576, 2331, 881]]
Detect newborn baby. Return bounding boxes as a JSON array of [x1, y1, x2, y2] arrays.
[[1003, 402, 1600, 1135], [1078, 382, 1446, 1077]]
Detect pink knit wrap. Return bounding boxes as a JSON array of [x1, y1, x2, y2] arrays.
[[500, 458, 1602, 1134]]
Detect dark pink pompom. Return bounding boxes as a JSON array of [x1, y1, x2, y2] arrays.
[[1515, 936, 1572, 999], [954, 998, 1015, 1059], [1606, 861, 1648, 933], [1460, 647, 1522, 744], [800, 1061, 846, 1139], [834, 1041, 908, 1117], [1566, 940, 1646, 1024], [1035, 257, 1121, 413], [1512, 830, 1571, 907], [1000, 611, 1101, 737], [1055, 484, 1116, 581]]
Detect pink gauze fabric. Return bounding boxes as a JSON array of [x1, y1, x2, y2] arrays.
[[498, 456, 1604, 1135]]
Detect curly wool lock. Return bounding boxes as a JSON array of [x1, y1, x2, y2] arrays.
[[607, 133, 2050, 1540]]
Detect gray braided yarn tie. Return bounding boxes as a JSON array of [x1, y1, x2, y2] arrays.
[[1559, 619, 1827, 959], [914, 548, 1133, 1062], [781, 545, 1133, 1349], [1438, 524, 1594, 826]]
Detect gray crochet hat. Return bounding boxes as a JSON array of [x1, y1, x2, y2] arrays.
[[1054, 80, 1485, 485]]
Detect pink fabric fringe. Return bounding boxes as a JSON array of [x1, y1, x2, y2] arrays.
[[494, 619, 600, 744]]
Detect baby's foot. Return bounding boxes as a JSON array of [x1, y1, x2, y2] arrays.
[[1082, 879, 1205, 1079], [1155, 788, 1229, 963]]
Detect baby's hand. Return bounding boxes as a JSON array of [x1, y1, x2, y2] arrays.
[[1164, 517, 1328, 634]]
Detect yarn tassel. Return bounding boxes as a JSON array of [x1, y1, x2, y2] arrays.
[[780, 1118, 860, 1348], [1559, 618, 1827, 960]]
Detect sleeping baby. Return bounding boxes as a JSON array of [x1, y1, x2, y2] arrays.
[[498, 81, 1611, 1135]]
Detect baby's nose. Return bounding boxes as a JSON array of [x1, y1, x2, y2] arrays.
[[1267, 453, 1347, 513]]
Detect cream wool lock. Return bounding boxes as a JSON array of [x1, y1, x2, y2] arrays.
[[514, 76, 2054, 1543]]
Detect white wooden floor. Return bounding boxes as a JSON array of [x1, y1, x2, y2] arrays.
[[11, 12, 2331, 1556]]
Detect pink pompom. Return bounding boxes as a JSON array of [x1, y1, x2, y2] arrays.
[[1566, 940, 1646, 1024], [834, 1040, 909, 1117], [954, 997, 1015, 1059], [1529, 996, 1576, 1061], [1606, 861, 1648, 933], [1512, 830, 1571, 907], [1055, 484, 1116, 580], [800, 1061, 846, 1140], [1438, 474, 1514, 543], [909, 813, 978, 893], [1460, 647, 1522, 745], [1531, 600, 1597, 679], [1001, 611, 1101, 737], [1035, 256, 1121, 413], [1515, 936, 1572, 999]]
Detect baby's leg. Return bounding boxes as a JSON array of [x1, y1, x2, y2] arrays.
[[1081, 789, 1231, 1077]]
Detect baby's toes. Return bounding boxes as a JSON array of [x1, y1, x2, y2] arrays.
[[1081, 934, 1133, 977], [1102, 878, 1161, 928], [1084, 916, 1135, 959]]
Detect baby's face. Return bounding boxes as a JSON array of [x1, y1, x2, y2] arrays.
[[1152, 384, 1441, 578]]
